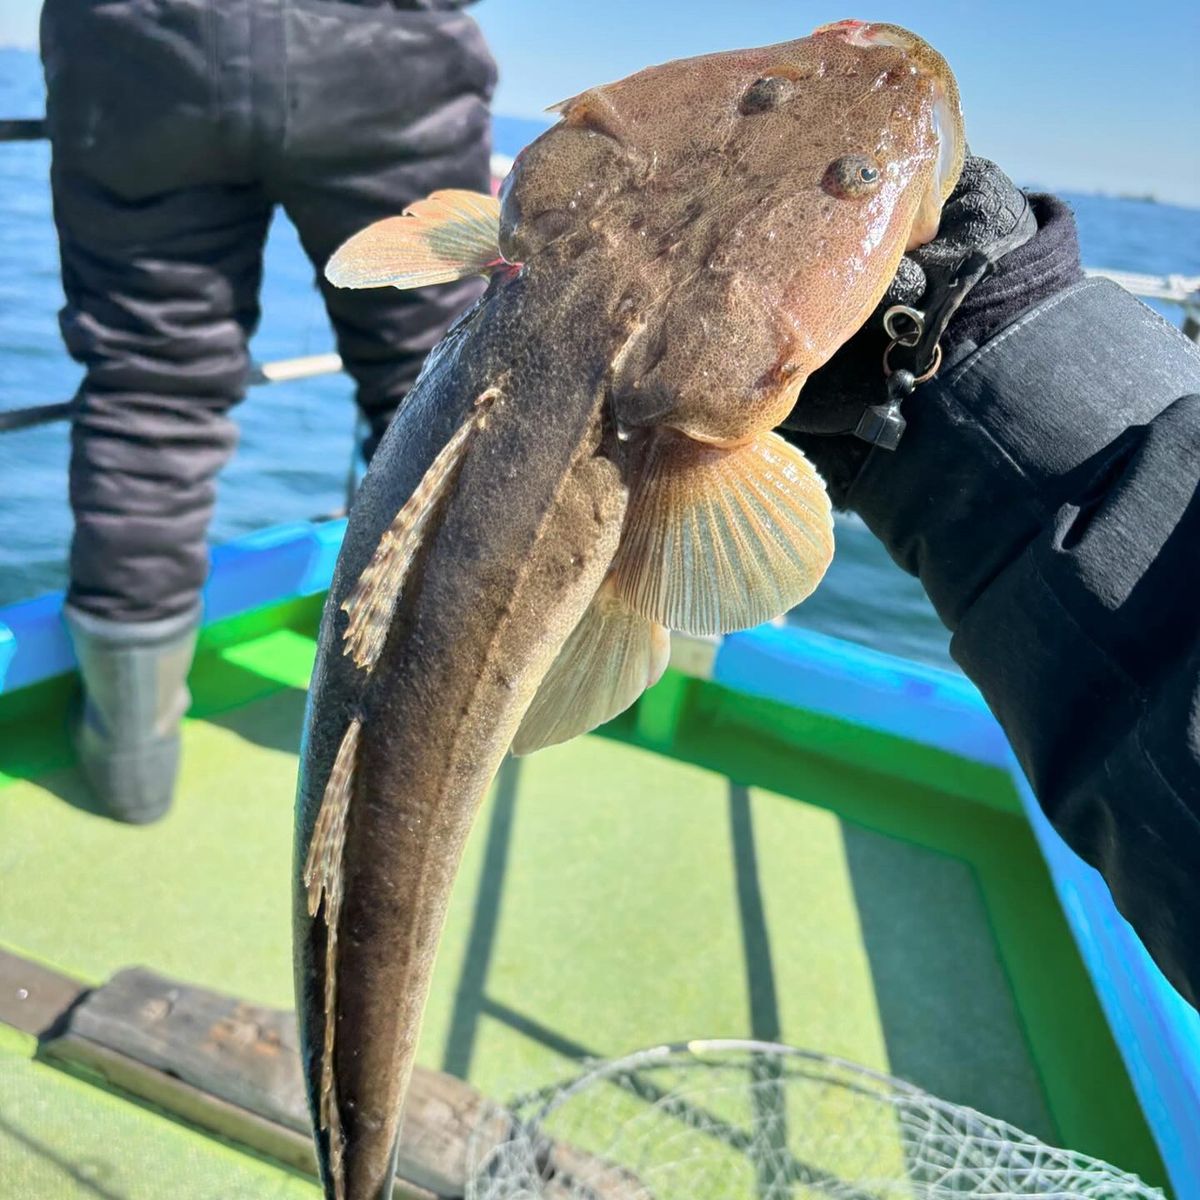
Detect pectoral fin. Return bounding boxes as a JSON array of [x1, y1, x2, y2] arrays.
[[613, 430, 834, 636], [325, 190, 503, 290], [512, 579, 669, 756]]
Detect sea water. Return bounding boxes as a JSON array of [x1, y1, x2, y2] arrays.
[[1, 48, 1198, 670]]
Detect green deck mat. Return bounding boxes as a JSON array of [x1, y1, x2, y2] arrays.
[[2, 1055, 315, 1200], [0, 626, 1065, 1197]]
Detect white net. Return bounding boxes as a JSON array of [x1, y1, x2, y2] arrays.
[[465, 1040, 1163, 1200]]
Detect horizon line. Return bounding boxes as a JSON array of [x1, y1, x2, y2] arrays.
[[1, 44, 1196, 211]]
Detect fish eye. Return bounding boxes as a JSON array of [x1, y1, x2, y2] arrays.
[[823, 154, 883, 198]]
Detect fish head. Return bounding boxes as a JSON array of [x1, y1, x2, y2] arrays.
[[500, 21, 965, 445]]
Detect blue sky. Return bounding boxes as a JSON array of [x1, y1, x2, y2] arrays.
[[3, 1, 1198, 205]]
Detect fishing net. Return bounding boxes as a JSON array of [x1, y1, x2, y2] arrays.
[[465, 1039, 1163, 1200]]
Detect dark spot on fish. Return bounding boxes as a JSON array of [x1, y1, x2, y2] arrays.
[[739, 76, 793, 115], [532, 209, 576, 242]]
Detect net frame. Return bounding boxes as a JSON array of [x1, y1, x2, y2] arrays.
[[465, 1039, 1165, 1200]]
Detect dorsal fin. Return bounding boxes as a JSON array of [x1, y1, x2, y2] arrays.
[[341, 389, 498, 671], [612, 430, 834, 636], [325, 190, 503, 291], [302, 716, 363, 1200]]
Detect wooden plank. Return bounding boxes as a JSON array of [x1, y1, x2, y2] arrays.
[[40, 967, 490, 1196], [59, 967, 310, 1131], [42, 1031, 436, 1200], [0, 945, 86, 1036], [36, 966, 647, 1199], [251, 352, 343, 385]]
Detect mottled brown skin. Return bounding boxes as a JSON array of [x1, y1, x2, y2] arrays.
[[295, 24, 963, 1200], [501, 26, 960, 445], [296, 256, 630, 1200]]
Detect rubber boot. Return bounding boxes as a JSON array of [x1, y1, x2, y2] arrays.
[[64, 604, 200, 824]]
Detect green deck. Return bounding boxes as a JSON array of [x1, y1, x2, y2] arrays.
[[0, 598, 1169, 1196]]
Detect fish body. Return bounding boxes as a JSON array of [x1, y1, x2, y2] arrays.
[[296, 21, 964, 1200], [295, 255, 630, 1197]]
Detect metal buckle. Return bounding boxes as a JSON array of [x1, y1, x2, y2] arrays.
[[882, 339, 942, 384], [882, 304, 925, 347]]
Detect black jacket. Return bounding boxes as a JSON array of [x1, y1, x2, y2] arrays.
[[837, 275, 1200, 1008]]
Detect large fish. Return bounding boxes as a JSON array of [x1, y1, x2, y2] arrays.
[[295, 20, 965, 1200]]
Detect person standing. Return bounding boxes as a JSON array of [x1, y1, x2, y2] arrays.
[[40, 0, 496, 822]]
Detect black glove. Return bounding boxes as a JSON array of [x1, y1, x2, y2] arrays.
[[781, 157, 1083, 505]]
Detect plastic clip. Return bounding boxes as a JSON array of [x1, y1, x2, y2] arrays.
[[854, 368, 916, 450]]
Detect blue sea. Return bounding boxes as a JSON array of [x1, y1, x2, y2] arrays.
[[2, 47, 1198, 670]]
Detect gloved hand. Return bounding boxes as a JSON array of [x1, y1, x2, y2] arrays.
[[781, 157, 1082, 504]]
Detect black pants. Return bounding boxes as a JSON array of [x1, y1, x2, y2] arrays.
[[41, 0, 497, 622]]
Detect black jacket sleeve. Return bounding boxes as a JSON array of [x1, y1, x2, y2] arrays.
[[843, 277, 1200, 1008]]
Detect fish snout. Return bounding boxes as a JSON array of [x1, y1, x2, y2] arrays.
[[813, 19, 924, 52], [813, 19, 965, 244]]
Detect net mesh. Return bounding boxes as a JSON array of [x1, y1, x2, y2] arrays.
[[465, 1040, 1164, 1200]]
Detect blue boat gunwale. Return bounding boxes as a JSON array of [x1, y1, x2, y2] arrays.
[[0, 514, 1196, 1192]]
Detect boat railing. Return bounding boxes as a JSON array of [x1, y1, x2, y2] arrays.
[[0, 351, 353, 435]]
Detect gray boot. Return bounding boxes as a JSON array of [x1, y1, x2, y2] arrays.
[[64, 604, 200, 824]]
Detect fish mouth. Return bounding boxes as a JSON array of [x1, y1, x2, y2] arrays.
[[813, 18, 966, 234], [812, 18, 933, 54]]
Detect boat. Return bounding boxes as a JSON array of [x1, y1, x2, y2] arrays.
[[3, 508, 1200, 1197], [2, 121, 1199, 1199]]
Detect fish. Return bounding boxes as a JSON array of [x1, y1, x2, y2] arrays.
[[294, 20, 965, 1200]]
